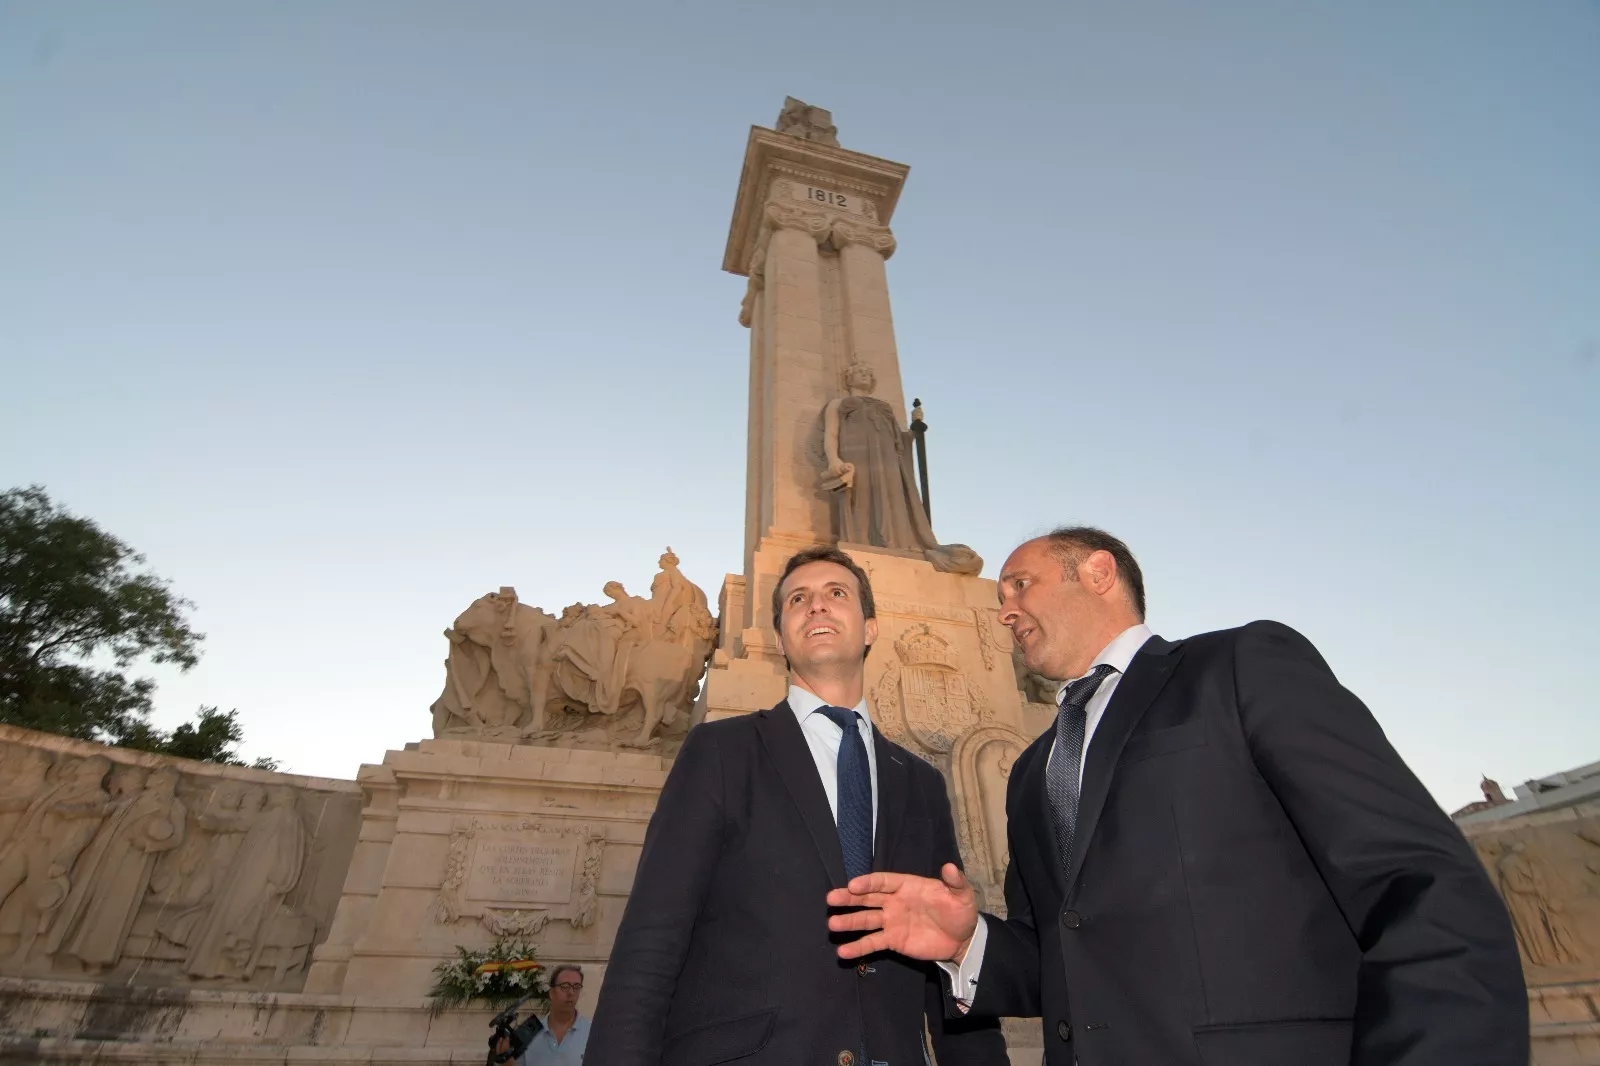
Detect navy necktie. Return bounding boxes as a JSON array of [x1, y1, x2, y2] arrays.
[[819, 705, 873, 881], [1046, 664, 1117, 875]]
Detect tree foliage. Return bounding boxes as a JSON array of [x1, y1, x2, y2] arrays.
[[0, 486, 274, 767]]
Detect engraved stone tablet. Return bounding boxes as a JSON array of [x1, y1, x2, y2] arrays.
[[789, 182, 871, 217], [465, 834, 580, 906]]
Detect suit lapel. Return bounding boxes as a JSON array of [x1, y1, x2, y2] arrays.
[[1064, 636, 1184, 895], [870, 729, 909, 873], [754, 703, 849, 887]]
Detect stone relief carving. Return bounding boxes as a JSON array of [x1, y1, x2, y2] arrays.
[[950, 723, 1031, 916], [0, 733, 356, 991], [430, 549, 717, 751], [432, 818, 605, 936], [872, 624, 992, 758], [972, 608, 1005, 672], [1012, 645, 1059, 706], [1481, 836, 1584, 967], [1466, 813, 1600, 978], [41, 765, 186, 972], [174, 786, 309, 981], [775, 96, 839, 147], [821, 361, 982, 576], [0, 753, 113, 965]]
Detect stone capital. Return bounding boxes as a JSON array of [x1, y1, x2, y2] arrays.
[[829, 218, 897, 259], [763, 200, 833, 242]]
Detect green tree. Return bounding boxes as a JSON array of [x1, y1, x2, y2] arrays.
[[119, 705, 280, 770], [0, 486, 275, 767]]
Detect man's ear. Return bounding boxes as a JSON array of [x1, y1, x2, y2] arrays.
[[864, 616, 879, 647]]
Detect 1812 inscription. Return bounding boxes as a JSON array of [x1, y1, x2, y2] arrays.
[[788, 182, 869, 217], [465, 835, 579, 906]]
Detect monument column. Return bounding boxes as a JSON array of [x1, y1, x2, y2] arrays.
[[832, 220, 906, 426], [755, 206, 832, 546]]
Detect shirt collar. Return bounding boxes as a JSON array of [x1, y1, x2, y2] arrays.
[[1054, 623, 1154, 704], [788, 683, 873, 728]]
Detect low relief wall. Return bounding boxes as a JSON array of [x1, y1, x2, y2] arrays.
[[1462, 802, 1600, 985], [0, 724, 360, 992]]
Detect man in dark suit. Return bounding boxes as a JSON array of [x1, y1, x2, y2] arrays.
[[827, 527, 1527, 1066], [586, 546, 1006, 1066]]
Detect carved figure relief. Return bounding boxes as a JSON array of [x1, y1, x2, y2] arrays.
[[0, 734, 356, 992], [0, 754, 112, 965], [820, 362, 982, 576], [180, 785, 308, 980], [42, 765, 186, 971], [1465, 814, 1600, 981], [1481, 837, 1584, 967], [431, 550, 716, 751]]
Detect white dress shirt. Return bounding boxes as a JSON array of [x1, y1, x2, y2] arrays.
[[787, 683, 880, 836], [940, 623, 1154, 1006]]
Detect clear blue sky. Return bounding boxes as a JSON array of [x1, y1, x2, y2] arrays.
[[2, 2, 1595, 811]]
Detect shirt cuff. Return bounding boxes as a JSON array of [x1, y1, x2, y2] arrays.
[[935, 915, 988, 1012]]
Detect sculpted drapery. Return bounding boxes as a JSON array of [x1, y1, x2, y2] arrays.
[[822, 362, 982, 575], [43, 765, 186, 969], [184, 786, 306, 979]]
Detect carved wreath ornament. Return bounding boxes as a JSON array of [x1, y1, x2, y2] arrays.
[[431, 818, 605, 935]]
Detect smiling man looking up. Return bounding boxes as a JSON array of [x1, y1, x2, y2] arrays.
[[586, 546, 1005, 1066]]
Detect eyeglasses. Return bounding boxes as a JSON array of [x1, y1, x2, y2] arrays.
[[551, 982, 583, 993]]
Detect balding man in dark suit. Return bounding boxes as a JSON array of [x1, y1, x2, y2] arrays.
[[828, 527, 1526, 1066]]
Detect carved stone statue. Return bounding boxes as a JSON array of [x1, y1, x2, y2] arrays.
[[43, 765, 186, 971], [775, 96, 839, 147], [0, 754, 112, 965], [821, 362, 982, 575], [430, 552, 717, 750], [183, 785, 307, 980], [1012, 645, 1059, 705], [433, 588, 559, 737]]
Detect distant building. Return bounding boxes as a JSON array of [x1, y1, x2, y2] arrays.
[[1453, 759, 1600, 826]]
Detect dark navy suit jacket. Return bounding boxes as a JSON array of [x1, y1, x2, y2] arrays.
[[588, 702, 1007, 1066]]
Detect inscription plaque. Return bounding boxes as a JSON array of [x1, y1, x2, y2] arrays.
[[465, 835, 579, 906], [788, 182, 870, 217]]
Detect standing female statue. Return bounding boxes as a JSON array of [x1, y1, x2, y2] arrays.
[[821, 361, 981, 574]]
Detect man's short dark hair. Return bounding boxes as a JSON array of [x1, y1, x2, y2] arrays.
[[548, 963, 583, 986], [1043, 526, 1146, 620], [771, 545, 877, 660]]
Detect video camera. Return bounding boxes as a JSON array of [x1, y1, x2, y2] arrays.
[[484, 989, 544, 1065]]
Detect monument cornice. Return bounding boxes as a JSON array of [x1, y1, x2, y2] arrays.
[[723, 126, 909, 277]]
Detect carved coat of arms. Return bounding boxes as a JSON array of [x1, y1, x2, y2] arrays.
[[875, 624, 988, 755]]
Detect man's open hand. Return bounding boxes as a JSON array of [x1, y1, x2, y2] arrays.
[[826, 862, 979, 962]]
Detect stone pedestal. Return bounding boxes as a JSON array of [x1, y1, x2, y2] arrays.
[[304, 738, 671, 1004]]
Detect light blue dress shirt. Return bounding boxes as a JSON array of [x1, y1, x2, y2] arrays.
[[518, 1012, 588, 1066]]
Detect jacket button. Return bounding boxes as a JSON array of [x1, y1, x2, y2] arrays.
[[1057, 1021, 1071, 1041], [1061, 910, 1082, 929]]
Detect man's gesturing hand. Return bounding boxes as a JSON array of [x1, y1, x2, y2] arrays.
[[826, 862, 979, 962]]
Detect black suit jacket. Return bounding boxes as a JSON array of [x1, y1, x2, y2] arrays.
[[588, 701, 1007, 1066], [971, 621, 1526, 1066]]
